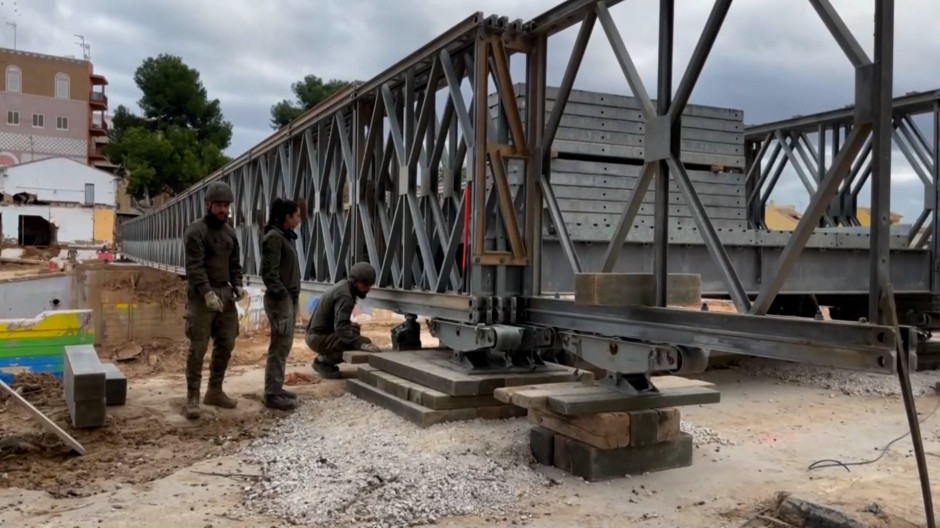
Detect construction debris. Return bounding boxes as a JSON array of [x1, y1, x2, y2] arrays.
[[0, 378, 85, 455]]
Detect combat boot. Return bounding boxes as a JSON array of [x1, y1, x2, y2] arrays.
[[312, 358, 342, 380], [264, 393, 297, 411], [203, 385, 238, 409], [279, 389, 297, 400], [185, 389, 201, 420]]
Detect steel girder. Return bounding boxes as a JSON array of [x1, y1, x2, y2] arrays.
[[120, 0, 906, 377]]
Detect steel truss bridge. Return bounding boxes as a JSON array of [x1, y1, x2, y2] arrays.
[[119, 0, 929, 381]]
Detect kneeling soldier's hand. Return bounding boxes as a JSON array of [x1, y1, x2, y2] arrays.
[[204, 291, 224, 312], [360, 343, 381, 353]]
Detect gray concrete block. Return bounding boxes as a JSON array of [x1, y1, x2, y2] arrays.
[[100, 363, 127, 406], [64, 345, 106, 402], [66, 397, 107, 429]]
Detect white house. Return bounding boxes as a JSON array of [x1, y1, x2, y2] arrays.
[[0, 157, 119, 247]]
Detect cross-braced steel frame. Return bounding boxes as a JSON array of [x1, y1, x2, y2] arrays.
[[743, 90, 940, 327], [121, 0, 907, 378]]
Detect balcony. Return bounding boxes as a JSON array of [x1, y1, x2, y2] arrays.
[[90, 73, 108, 86], [89, 121, 108, 136], [89, 91, 108, 109], [88, 142, 107, 160]]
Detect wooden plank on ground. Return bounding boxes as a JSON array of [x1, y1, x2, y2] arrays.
[[359, 364, 502, 410], [368, 350, 589, 397], [345, 379, 525, 428], [0, 378, 86, 455]]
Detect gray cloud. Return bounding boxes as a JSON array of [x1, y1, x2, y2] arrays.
[[2, 0, 936, 220]]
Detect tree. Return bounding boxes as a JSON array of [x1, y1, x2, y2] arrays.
[[105, 54, 234, 200], [270, 75, 350, 129]]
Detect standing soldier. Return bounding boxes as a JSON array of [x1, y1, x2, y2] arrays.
[[305, 262, 381, 379], [182, 181, 245, 420], [260, 198, 302, 411]]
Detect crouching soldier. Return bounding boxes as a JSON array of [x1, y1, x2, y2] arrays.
[[305, 261, 381, 379], [182, 181, 244, 420]]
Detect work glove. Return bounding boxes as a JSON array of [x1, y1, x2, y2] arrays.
[[233, 286, 246, 301], [359, 343, 381, 353], [204, 291, 224, 312]]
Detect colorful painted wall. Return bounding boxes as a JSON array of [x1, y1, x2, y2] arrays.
[[0, 309, 94, 384]]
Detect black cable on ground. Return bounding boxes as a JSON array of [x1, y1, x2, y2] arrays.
[[807, 396, 940, 472]]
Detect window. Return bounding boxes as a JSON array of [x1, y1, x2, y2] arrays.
[[5, 66, 20, 93], [56, 116, 69, 130], [84, 183, 95, 206], [55, 73, 70, 99], [7, 111, 18, 125], [31, 113, 43, 128]]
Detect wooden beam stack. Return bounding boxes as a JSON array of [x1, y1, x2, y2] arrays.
[[494, 376, 720, 482]]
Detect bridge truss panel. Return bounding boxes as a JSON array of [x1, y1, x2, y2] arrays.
[[120, 0, 907, 375]]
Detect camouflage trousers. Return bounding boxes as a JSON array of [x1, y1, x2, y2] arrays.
[[263, 293, 298, 397], [305, 326, 368, 366], [185, 286, 239, 392]]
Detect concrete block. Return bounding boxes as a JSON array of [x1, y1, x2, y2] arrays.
[[64, 344, 107, 429], [66, 398, 107, 429], [100, 363, 127, 406], [574, 273, 702, 307], [64, 345, 106, 402]]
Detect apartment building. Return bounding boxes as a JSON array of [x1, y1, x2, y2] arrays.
[[0, 47, 113, 171]]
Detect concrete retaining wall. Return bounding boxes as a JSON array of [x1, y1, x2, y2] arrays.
[[0, 273, 74, 318], [0, 309, 94, 384]]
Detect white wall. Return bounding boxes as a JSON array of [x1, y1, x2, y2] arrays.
[[0, 204, 47, 241], [0, 204, 94, 244], [0, 157, 117, 206], [50, 206, 94, 244]]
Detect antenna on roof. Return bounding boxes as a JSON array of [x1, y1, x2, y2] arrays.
[[74, 34, 90, 60]]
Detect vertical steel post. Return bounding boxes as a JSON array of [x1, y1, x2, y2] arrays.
[[869, 0, 894, 323], [527, 35, 548, 297], [932, 104, 940, 293], [654, 0, 675, 307]]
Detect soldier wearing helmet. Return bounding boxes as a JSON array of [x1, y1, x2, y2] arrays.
[[305, 261, 381, 379], [181, 180, 244, 419]]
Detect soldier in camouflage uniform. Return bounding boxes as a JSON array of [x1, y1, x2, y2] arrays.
[[305, 261, 381, 379], [182, 181, 244, 420], [260, 198, 302, 411]]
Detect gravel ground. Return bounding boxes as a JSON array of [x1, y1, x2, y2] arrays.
[[732, 358, 940, 397], [681, 421, 736, 447], [241, 394, 550, 528]]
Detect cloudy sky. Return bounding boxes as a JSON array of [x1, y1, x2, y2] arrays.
[[3, 0, 938, 222]]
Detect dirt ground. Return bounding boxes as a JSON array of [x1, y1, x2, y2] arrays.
[[1, 338, 938, 527], [0, 265, 935, 527]]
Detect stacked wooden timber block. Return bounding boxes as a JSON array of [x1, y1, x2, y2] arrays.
[[64, 344, 127, 428], [495, 376, 720, 482], [346, 349, 594, 428], [489, 86, 748, 243]]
